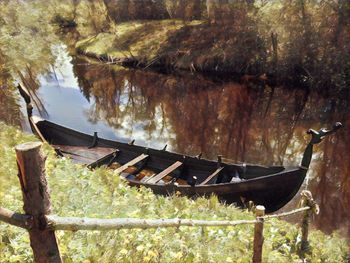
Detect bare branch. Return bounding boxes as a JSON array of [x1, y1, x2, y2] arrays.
[[46, 215, 258, 231], [0, 207, 32, 230]]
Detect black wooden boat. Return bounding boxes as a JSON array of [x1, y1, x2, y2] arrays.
[[18, 85, 342, 212]]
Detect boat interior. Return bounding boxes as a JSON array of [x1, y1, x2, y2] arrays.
[[32, 117, 286, 186]]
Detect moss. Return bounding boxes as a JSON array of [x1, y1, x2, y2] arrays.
[[0, 124, 349, 262]]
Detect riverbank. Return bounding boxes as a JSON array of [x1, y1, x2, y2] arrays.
[[76, 20, 266, 77], [75, 18, 350, 91], [0, 124, 349, 262]]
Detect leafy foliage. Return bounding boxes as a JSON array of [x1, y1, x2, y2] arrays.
[[0, 0, 59, 76], [0, 55, 21, 126], [74, 0, 350, 92], [1, 0, 350, 91], [0, 124, 349, 262]]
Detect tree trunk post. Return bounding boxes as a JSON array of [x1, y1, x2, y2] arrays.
[[15, 142, 62, 263], [300, 190, 318, 254], [301, 206, 311, 252], [252, 205, 265, 263]]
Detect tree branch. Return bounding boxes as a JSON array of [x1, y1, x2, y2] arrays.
[[0, 207, 32, 229]]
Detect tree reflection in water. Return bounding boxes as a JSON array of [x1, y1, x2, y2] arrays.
[[34, 58, 350, 236], [73, 61, 349, 235]]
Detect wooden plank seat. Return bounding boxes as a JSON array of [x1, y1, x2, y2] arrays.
[[199, 167, 224, 185], [88, 149, 120, 169], [53, 145, 115, 164], [114, 154, 149, 174], [145, 161, 183, 184]]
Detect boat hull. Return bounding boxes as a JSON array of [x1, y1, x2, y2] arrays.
[[130, 167, 306, 212], [30, 117, 307, 212]]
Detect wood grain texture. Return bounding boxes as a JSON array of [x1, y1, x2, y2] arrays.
[[253, 205, 265, 263], [15, 142, 62, 263]]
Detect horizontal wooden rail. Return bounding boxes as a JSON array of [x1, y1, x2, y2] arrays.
[[259, 206, 310, 220], [0, 205, 314, 263], [0, 207, 32, 229], [45, 215, 258, 231], [45, 206, 312, 231], [1, 141, 319, 263], [0, 206, 312, 231]]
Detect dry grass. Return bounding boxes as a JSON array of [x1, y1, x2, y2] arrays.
[[75, 19, 264, 74]]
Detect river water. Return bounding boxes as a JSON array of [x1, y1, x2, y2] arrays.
[[10, 44, 350, 236]]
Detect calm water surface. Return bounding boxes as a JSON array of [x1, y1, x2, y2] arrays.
[[16, 44, 350, 236]]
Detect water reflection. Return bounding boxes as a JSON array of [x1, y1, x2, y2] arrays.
[[24, 48, 350, 236], [72, 61, 313, 165]]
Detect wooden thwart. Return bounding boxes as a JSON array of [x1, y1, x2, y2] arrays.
[[199, 167, 224, 185], [53, 145, 115, 164], [88, 149, 120, 169], [114, 154, 149, 174], [146, 161, 183, 184]]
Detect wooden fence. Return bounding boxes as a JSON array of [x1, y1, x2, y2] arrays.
[[0, 142, 319, 263]]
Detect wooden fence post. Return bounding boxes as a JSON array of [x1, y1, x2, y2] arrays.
[[301, 208, 311, 252], [15, 142, 62, 263], [300, 190, 318, 254], [252, 205, 265, 263]]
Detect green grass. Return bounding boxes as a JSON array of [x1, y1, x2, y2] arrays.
[[75, 19, 265, 73], [0, 124, 349, 262], [76, 20, 203, 63]]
